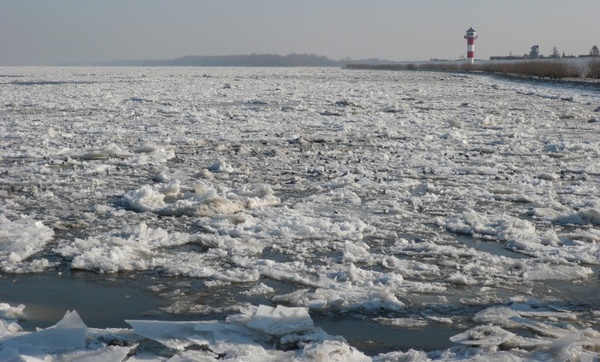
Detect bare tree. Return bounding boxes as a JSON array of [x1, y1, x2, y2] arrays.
[[550, 47, 560, 58], [590, 45, 600, 57]]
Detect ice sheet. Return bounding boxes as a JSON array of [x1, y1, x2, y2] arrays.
[[1, 66, 600, 360]]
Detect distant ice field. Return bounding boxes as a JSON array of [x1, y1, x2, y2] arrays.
[[1, 67, 600, 360]]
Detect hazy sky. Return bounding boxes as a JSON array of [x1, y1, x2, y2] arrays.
[[1, 0, 598, 65]]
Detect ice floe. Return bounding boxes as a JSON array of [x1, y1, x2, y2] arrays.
[[0, 305, 373, 361], [1, 66, 600, 360]]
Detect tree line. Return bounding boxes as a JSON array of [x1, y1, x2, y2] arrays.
[[549, 45, 599, 58], [141, 53, 341, 67]]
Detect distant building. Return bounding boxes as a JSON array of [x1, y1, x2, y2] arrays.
[[529, 45, 539, 59], [490, 45, 540, 60]]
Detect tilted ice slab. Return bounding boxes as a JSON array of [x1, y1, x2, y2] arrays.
[[0, 215, 55, 273], [2, 302, 600, 361], [0, 304, 370, 361], [0, 310, 87, 359]]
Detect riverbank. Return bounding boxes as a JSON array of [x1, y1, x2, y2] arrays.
[[345, 57, 600, 83]]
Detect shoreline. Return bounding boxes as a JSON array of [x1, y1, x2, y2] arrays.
[[344, 59, 600, 89]]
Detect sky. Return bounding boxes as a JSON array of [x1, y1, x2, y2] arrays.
[[1, 0, 598, 66]]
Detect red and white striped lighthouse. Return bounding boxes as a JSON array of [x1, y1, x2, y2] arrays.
[[464, 28, 478, 64]]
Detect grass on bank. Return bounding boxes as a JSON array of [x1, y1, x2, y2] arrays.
[[347, 58, 600, 80]]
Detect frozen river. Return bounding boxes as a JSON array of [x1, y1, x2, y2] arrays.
[[1, 66, 600, 360]]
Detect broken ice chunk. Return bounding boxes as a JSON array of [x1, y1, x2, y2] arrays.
[[229, 305, 314, 336], [0, 215, 55, 272], [450, 325, 515, 346], [0, 310, 87, 354], [61, 344, 136, 362], [125, 320, 199, 350], [0, 303, 27, 321], [189, 323, 261, 355]]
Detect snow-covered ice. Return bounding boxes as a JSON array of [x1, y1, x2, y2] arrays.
[[1, 66, 599, 360], [0, 215, 55, 272]]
